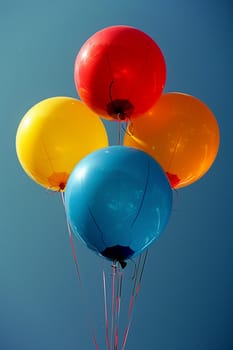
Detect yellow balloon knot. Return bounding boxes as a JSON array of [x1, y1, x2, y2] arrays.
[[48, 172, 69, 191]]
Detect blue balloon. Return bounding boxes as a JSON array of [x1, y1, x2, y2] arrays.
[[65, 146, 172, 262]]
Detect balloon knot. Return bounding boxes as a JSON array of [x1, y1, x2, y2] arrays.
[[48, 171, 69, 191], [59, 182, 66, 191], [166, 172, 180, 188], [107, 99, 134, 121], [119, 260, 127, 269]]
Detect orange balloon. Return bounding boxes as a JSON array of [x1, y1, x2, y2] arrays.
[[124, 92, 220, 188]]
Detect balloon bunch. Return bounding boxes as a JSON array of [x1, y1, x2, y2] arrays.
[[16, 24, 220, 350], [16, 25, 174, 262]]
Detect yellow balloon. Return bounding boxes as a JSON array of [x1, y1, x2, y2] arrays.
[[16, 96, 109, 191], [124, 92, 220, 189]]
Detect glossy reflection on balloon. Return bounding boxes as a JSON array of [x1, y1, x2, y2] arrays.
[[65, 146, 172, 262]]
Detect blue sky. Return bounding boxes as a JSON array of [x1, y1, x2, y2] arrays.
[[0, 1, 232, 349]]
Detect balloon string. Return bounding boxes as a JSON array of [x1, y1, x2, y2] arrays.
[[121, 120, 131, 138], [166, 130, 183, 173], [121, 250, 148, 350], [121, 322, 130, 350], [111, 263, 117, 350], [60, 192, 99, 350], [136, 250, 148, 295], [118, 121, 121, 145], [41, 138, 55, 175], [102, 262, 111, 350], [60, 192, 81, 283], [131, 162, 150, 229], [114, 267, 123, 350], [118, 121, 130, 145]]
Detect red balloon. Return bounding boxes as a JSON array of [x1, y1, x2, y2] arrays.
[[74, 25, 166, 121]]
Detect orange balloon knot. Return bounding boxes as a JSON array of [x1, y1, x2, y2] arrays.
[[107, 99, 134, 121], [166, 172, 180, 188]]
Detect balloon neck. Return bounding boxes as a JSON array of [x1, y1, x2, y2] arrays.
[[107, 99, 134, 121], [101, 245, 134, 263], [119, 260, 127, 269], [59, 182, 66, 191], [48, 171, 69, 191], [166, 172, 180, 188]]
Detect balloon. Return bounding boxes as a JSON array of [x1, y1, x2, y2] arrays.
[[74, 25, 166, 121], [65, 146, 172, 262], [124, 92, 220, 188], [16, 97, 109, 191]]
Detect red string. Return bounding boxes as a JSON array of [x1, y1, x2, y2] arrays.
[[114, 267, 123, 350], [60, 192, 98, 350], [118, 121, 121, 145], [60, 192, 81, 282], [121, 251, 148, 350], [103, 265, 111, 350], [111, 263, 117, 349]]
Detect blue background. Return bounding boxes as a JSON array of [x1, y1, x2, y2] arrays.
[[0, 1, 232, 349]]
